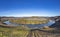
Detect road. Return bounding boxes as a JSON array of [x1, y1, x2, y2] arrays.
[[27, 29, 60, 37]]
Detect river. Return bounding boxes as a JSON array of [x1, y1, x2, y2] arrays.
[[3, 20, 55, 29]]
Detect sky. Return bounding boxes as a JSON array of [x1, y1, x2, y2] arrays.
[[0, 0, 60, 17]]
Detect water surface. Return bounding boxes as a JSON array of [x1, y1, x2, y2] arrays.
[[4, 20, 55, 29]]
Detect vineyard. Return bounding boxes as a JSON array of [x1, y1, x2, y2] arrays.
[[0, 27, 60, 37], [27, 29, 60, 37], [0, 27, 29, 37], [9, 18, 49, 24], [0, 17, 60, 37]]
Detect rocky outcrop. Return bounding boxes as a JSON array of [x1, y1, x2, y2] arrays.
[[50, 20, 60, 28]]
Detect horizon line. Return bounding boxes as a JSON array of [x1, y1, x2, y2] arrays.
[[0, 15, 60, 17]]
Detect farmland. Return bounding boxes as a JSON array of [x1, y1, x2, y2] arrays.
[[0, 27, 29, 37], [0, 16, 60, 37]]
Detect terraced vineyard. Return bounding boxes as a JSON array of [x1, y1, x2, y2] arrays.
[[0, 16, 60, 37], [27, 29, 60, 37], [0, 27, 29, 37], [0, 27, 60, 37]]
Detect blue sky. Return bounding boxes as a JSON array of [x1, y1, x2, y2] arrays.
[[0, 0, 60, 17]]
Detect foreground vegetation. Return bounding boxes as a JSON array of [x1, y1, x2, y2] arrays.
[[0, 26, 60, 37], [0, 26, 29, 37]]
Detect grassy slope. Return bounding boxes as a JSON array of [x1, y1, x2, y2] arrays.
[[0, 26, 29, 37]]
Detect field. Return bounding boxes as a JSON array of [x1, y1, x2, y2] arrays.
[[0, 27, 29, 37], [0, 26, 60, 37], [9, 18, 49, 24], [27, 29, 60, 37], [0, 17, 60, 37]]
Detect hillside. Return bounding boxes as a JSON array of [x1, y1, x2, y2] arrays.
[[49, 16, 60, 28], [0, 16, 49, 24]]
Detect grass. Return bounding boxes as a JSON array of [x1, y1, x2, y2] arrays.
[[0, 26, 60, 37], [0, 26, 29, 37], [9, 19, 49, 24]]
